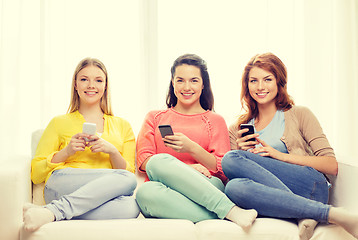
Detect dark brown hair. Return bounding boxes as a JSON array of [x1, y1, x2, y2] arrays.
[[166, 54, 214, 111]]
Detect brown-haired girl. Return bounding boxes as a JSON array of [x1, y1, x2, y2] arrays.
[[222, 53, 358, 239]]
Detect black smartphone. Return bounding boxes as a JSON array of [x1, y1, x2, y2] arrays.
[[158, 125, 174, 138], [240, 124, 255, 142]]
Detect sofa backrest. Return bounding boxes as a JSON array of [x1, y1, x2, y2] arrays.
[[31, 129, 46, 205]]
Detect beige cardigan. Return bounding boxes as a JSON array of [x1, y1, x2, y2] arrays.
[[228, 106, 335, 158]]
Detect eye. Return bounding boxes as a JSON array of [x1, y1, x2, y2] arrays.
[[80, 78, 87, 81], [96, 79, 103, 83], [265, 78, 272, 82], [249, 79, 257, 83]]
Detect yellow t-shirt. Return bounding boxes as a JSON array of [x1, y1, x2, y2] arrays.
[[31, 111, 135, 184]]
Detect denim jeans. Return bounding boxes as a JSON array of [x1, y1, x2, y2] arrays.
[[44, 168, 140, 221], [135, 154, 235, 222], [222, 150, 330, 222]]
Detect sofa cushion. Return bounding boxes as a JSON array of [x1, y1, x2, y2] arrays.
[[196, 218, 299, 240], [195, 218, 355, 240], [21, 219, 197, 240], [311, 224, 356, 240]]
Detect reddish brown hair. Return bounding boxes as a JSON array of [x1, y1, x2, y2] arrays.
[[238, 53, 294, 125]]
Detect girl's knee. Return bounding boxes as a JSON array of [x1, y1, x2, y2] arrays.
[[222, 150, 247, 178], [146, 154, 183, 180], [146, 153, 175, 171], [122, 196, 140, 219], [222, 150, 246, 168], [136, 181, 161, 204], [136, 181, 163, 217], [208, 176, 225, 192], [114, 170, 137, 188], [225, 178, 252, 200]]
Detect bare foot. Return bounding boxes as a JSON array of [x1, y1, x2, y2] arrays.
[[23, 203, 55, 231], [226, 206, 258, 231], [328, 207, 358, 239], [298, 219, 318, 240]]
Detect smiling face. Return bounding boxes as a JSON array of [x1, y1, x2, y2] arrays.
[[248, 67, 278, 108], [172, 64, 204, 112], [75, 65, 106, 108]]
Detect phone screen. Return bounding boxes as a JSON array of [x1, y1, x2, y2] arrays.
[[158, 125, 174, 138], [240, 124, 255, 142]]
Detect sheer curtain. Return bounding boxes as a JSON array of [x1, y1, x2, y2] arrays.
[[0, 0, 41, 161], [0, 0, 357, 165], [153, 0, 358, 165], [302, 0, 358, 164], [0, 0, 143, 160]]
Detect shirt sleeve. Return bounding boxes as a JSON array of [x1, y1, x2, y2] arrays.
[[136, 111, 157, 172], [228, 123, 239, 150], [206, 114, 231, 181], [31, 117, 65, 184], [121, 120, 136, 173], [297, 106, 335, 157]]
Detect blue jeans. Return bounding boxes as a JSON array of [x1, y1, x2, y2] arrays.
[[44, 168, 140, 221], [136, 154, 235, 222], [222, 150, 330, 222]]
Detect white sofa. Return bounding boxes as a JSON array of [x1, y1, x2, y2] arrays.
[[0, 129, 356, 240]]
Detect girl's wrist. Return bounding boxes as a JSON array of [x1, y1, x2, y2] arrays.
[[188, 141, 201, 155]]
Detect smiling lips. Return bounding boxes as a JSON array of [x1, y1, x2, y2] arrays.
[[84, 91, 98, 96], [256, 92, 268, 98], [181, 92, 194, 99]]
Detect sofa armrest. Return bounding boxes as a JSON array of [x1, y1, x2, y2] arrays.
[[329, 161, 358, 212], [0, 155, 32, 240]]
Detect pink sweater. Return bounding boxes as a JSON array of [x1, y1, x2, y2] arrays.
[[136, 108, 230, 182]]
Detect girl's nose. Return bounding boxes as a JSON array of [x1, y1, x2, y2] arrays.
[[88, 80, 94, 88], [258, 80, 264, 90]]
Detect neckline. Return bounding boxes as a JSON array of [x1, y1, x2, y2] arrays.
[[252, 110, 282, 133], [72, 110, 107, 134], [170, 107, 209, 116]]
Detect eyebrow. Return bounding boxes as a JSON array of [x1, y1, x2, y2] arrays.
[[249, 74, 273, 79], [263, 75, 273, 79], [175, 76, 200, 80], [78, 75, 104, 79]]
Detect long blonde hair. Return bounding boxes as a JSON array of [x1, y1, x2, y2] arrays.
[[238, 53, 294, 126], [67, 57, 113, 115]]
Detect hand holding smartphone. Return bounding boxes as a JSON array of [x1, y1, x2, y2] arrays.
[[82, 122, 97, 142], [158, 125, 174, 138], [240, 124, 255, 142]]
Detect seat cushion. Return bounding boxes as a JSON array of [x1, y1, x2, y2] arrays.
[[195, 218, 355, 240], [195, 218, 299, 240], [21, 219, 197, 240]]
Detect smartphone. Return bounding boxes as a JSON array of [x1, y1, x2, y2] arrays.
[[82, 122, 97, 142], [158, 124, 174, 138], [240, 124, 255, 142]]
